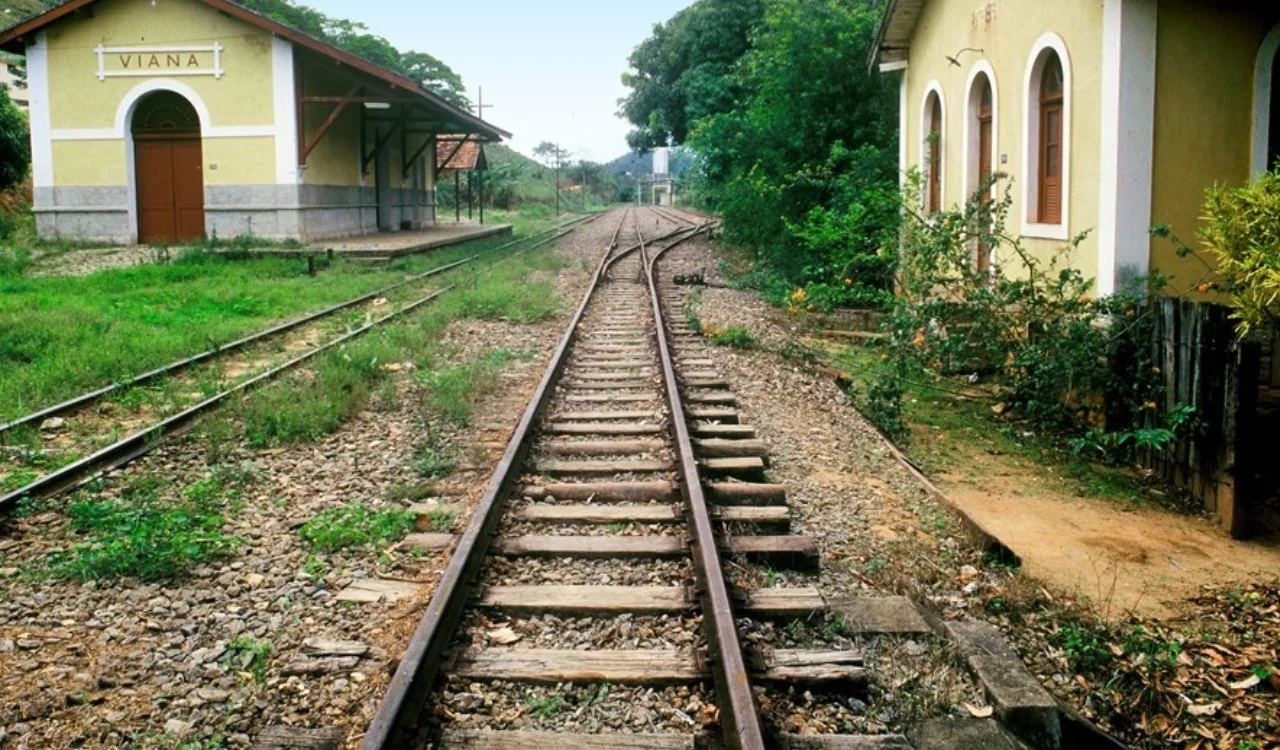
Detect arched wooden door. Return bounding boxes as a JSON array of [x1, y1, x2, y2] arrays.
[[132, 91, 205, 244]]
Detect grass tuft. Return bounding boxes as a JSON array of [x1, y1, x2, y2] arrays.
[[299, 503, 416, 552]]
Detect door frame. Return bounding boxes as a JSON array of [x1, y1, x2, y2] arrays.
[[119, 81, 210, 244]]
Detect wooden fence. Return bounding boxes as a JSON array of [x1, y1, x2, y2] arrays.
[[1141, 298, 1266, 538]]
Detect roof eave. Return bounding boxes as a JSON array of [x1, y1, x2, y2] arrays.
[[0, 0, 510, 141]]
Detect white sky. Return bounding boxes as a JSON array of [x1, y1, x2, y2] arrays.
[[303, 0, 695, 163]]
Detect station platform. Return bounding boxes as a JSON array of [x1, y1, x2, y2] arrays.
[[310, 222, 513, 260]]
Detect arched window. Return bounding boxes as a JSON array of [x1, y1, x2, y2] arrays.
[[921, 82, 945, 214], [1022, 34, 1071, 238], [1038, 56, 1064, 224], [1253, 24, 1280, 176], [966, 69, 996, 272]]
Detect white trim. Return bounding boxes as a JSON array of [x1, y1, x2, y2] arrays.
[[880, 60, 909, 73], [1021, 32, 1072, 241], [271, 38, 300, 185], [95, 43, 223, 81], [26, 32, 53, 190], [52, 125, 273, 140], [920, 79, 946, 211], [898, 69, 909, 188], [1251, 24, 1280, 177], [962, 60, 998, 202], [1097, 0, 1156, 296]]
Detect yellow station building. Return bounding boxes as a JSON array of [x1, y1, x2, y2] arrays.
[[873, 0, 1280, 297], [0, 0, 508, 244]]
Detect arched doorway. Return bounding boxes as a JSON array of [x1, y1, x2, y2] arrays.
[[131, 91, 204, 244]]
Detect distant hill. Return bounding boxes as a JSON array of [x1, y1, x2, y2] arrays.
[[605, 148, 694, 178]]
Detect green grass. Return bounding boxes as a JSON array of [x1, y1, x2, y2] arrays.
[[0, 216, 569, 424], [831, 343, 1160, 508], [226, 634, 272, 683], [526, 693, 567, 718], [44, 474, 243, 581], [708, 325, 758, 349], [298, 503, 417, 552], [424, 508, 456, 532], [419, 348, 521, 426]]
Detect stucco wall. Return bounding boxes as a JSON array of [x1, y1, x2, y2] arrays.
[[1150, 0, 1280, 298], [903, 0, 1103, 286]]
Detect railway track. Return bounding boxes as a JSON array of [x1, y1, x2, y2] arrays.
[[0, 213, 602, 512], [359, 207, 925, 750]]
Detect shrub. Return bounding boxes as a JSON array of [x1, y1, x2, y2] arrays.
[[299, 503, 416, 552], [705, 324, 757, 349], [866, 173, 1186, 461], [1199, 168, 1280, 335]]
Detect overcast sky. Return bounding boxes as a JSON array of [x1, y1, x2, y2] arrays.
[[303, 0, 694, 164]]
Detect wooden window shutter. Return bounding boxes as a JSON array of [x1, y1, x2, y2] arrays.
[[928, 97, 942, 214], [1038, 55, 1064, 225]]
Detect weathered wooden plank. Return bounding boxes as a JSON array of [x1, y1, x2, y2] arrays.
[[440, 730, 695, 749], [566, 380, 656, 390], [722, 535, 819, 570], [766, 649, 863, 668], [692, 424, 757, 439], [519, 504, 681, 523], [695, 438, 768, 458], [575, 371, 656, 382], [756, 649, 867, 687], [457, 649, 703, 683], [686, 407, 738, 423], [711, 505, 790, 529], [776, 735, 911, 749], [706, 482, 788, 506], [300, 638, 369, 657], [253, 726, 345, 749], [550, 410, 659, 421], [683, 379, 730, 390], [401, 533, 454, 551], [564, 394, 658, 403], [739, 587, 827, 617], [543, 440, 666, 456], [685, 392, 736, 405], [478, 585, 692, 614], [334, 578, 422, 604], [538, 459, 674, 475], [547, 422, 663, 435], [830, 596, 931, 634], [700, 456, 766, 479], [494, 535, 688, 559], [521, 481, 678, 502]]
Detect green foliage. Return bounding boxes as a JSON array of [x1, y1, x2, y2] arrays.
[[620, 0, 764, 149], [47, 476, 242, 581], [706, 324, 757, 349], [865, 174, 1187, 462], [625, 0, 899, 309], [526, 692, 567, 719], [419, 348, 516, 426], [0, 85, 29, 192], [299, 503, 416, 552], [1051, 621, 1113, 673], [251, 0, 468, 106], [1199, 168, 1280, 335], [226, 635, 272, 683]]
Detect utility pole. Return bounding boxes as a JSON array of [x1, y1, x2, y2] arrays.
[[473, 87, 493, 120], [555, 141, 561, 217], [472, 90, 493, 223]]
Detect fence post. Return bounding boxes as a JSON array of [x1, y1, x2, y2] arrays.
[[1226, 341, 1262, 539]]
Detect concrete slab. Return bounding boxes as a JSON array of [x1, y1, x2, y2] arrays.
[[831, 596, 931, 634], [909, 717, 1027, 749], [313, 222, 513, 259], [944, 620, 1061, 749]]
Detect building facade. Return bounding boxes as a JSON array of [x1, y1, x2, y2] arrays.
[[873, 0, 1280, 297], [0, 0, 507, 244]]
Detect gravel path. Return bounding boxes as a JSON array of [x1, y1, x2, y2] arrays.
[[0, 215, 615, 749]]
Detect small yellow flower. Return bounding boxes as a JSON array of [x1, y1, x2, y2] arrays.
[[791, 288, 807, 303], [806, 304, 814, 312], [912, 331, 927, 346], [1143, 401, 1158, 410], [1197, 283, 1210, 294], [1077, 294, 1090, 304], [844, 278, 852, 286]]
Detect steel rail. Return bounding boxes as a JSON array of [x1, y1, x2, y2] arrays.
[[0, 214, 596, 439], [0, 215, 604, 513], [608, 204, 630, 250], [359, 207, 633, 749], [643, 222, 766, 750]]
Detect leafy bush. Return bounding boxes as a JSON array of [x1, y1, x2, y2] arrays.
[[1199, 168, 1280, 334], [704, 324, 757, 349], [0, 85, 29, 192], [299, 503, 416, 552], [48, 476, 242, 581], [865, 174, 1187, 461]]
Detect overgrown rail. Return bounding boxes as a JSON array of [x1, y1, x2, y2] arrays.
[[0, 213, 604, 513]]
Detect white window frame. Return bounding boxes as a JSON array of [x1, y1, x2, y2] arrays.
[[963, 60, 999, 203], [1021, 32, 1072, 241], [1251, 24, 1280, 177], [920, 80, 946, 212]]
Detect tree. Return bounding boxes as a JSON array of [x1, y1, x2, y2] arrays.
[[0, 84, 30, 192], [618, 0, 763, 151], [533, 142, 571, 215], [1200, 170, 1280, 335]]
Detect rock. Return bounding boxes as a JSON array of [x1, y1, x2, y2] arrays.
[[196, 687, 230, 703], [16, 639, 42, 651], [40, 417, 66, 431], [0, 639, 14, 652], [163, 719, 192, 737], [244, 574, 265, 587]]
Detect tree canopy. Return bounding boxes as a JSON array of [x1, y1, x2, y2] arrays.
[[0, 83, 29, 192], [620, 0, 900, 309]]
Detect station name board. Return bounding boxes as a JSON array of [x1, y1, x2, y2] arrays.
[[94, 43, 224, 80]]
